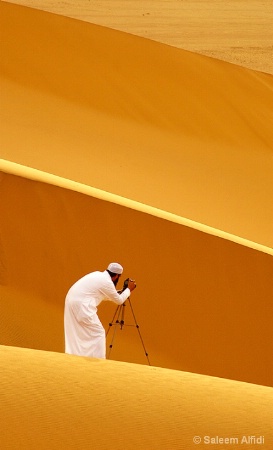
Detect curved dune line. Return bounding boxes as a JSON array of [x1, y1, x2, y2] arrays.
[[1, 2, 273, 248], [1, 158, 272, 256]]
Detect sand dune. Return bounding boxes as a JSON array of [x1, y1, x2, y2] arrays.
[[0, 3, 273, 447], [1, 0, 273, 375], [1, 2, 273, 249], [3, 0, 273, 75], [1, 0, 273, 382], [1, 171, 273, 387], [1, 345, 272, 449]]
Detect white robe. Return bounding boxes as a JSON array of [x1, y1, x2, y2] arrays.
[[64, 270, 130, 358]]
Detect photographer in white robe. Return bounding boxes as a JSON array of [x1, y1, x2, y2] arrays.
[[64, 263, 136, 358]]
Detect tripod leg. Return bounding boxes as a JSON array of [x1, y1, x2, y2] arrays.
[[106, 304, 120, 337], [107, 304, 122, 359], [120, 302, 126, 329], [128, 299, 151, 366]]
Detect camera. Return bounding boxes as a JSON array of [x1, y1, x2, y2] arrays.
[[122, 278, 130, 291], [119, 278, 136, 293]]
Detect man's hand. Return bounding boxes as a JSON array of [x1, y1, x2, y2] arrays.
[[128, 279, 136, 291]]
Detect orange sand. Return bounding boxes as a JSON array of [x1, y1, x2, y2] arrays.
[[0, 2, 273, 448], [1, 2, 273, 248], [3, 0, 273, 75], [1, 345, 272, 449], [1, 170, 273, 386]]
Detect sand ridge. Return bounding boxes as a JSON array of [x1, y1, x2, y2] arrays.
[[1, 172, 273, 386], [3, 0, 273, 74], [1, 2, 273, 249]]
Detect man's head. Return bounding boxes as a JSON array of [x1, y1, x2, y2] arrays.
[[107, 262, 123, 286]]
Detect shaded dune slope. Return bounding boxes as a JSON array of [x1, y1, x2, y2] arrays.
[[1, 2, 273, 247], [1, 345, 272, 450], [1, 173, 273, 387]]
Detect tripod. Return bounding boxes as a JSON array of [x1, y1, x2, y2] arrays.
[[106, 298, 151, 365]]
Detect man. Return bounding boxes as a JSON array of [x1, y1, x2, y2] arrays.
[[64, 262, 136, 358]]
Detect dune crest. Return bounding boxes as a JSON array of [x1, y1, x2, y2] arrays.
[[1, 2, 273, 249], [3, 0, 273, 74], [1, 171, 273, 386]]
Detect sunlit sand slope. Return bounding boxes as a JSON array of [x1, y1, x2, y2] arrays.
[[0, 345, 272, 450], [1, 2, 273, 248]]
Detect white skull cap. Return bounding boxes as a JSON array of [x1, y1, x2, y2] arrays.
[[107, 262, 123, 274]]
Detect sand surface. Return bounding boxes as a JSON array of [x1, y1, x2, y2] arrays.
[[0, 2, 273, 448], [1, 171, 273, 386], [3, 0, 273, 74], [1, 2, 273, 249], [1, 345, 272, 449], [1, 0, 273, 380]]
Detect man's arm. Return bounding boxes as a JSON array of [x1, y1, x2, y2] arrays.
[[102, 279, 136, 305]]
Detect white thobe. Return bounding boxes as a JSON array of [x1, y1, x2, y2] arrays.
[[64, 270, 130, 358]]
